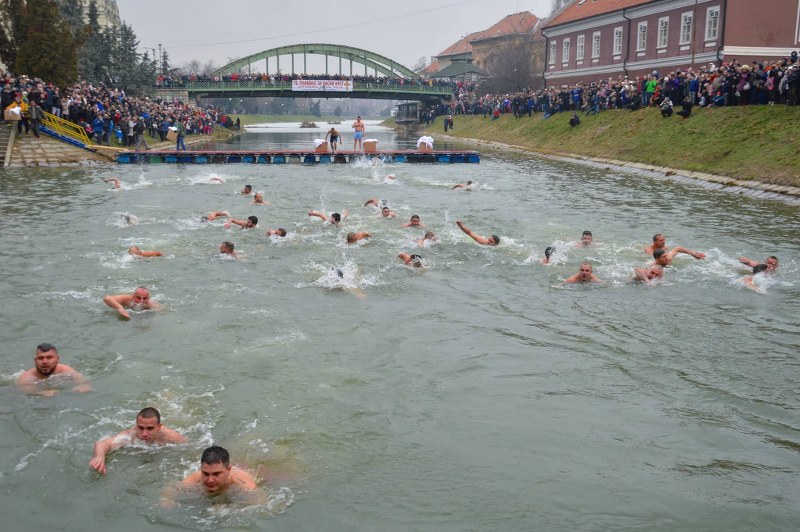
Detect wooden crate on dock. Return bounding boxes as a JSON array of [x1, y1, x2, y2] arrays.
[[166, 129, 178, 142], [363, 140, 377, 153], [315, 142, 329, 153]]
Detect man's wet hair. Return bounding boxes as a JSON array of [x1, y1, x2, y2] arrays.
[[276, 228, 287, 237], [753, 264, 769, 274], [652, 233, 663, 242], [331, 213, 341, 223], [491, 235, 500, 245], [544, 246, 554, 259], [410, 214, 420, 221], [424, 231, 435, 239], [221, 241, 234, 252], [653, 249, 666, 260], [247, 216, 258, 226], [138, 407, 161, 424], [409, 254, 423, 266], [201, 445, 230, 467], [768, 255, 778, 262], [243, 185, 252, 191], [200, 216, 209, 222], [334, 268, 344, 278], [466, 180, 473, 185], [37, 342, 57, 353], [582, 230, 592, 237], [346, 232, 357, 243]]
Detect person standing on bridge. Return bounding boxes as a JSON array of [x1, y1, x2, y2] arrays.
[[352, 116, 366, 151]]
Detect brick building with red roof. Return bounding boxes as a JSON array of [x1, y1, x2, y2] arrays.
[[541, 0, 800, 86]]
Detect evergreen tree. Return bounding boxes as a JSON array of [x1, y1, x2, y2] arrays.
[[0, 0, 27, 67], [78, 0, 107, 82], [13, 0, 78, 86], [57, 0, 86, 41]]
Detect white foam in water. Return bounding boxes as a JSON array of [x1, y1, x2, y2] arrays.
[[109, 212, 138, 227]]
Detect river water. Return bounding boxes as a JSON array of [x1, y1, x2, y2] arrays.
[[1, 121, 798, 531]]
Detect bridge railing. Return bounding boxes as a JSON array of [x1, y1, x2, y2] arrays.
[[171, 80, 454, 95]]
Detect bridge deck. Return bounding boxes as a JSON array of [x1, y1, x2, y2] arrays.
[[116, 150, 480, 165]]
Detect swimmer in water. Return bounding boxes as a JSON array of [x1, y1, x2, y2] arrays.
[[400, 215, 425, 228], [103, 177, 122, 189], [363, 198, 382, 207], [579, 230, 593, 247], [161, 446, 265, 508], [739, 255, 778, 273], [308, 210, 348, 226], [452, 180, 473, 190], [103, 286, 161, 319], [208, 177, 224, 183], [644, 233, 667, 255], [417, 231, 437, 246], [240, 184, 253, 195], [384, 173, 396, 181], [346, 231, 371, 244], [251, 192, 271, 205], [380, 206, 397, 218], [741, 263, 769, 291], [456, 220, 499, 246], [540, 246, 555, 265], [90, 407, 186, 475], [219, 241, 238, 258], [633, 265, 664, 285], [564, 262, 603, 284], [119, 213, 138, 225], [16, 342, 90, 396], [225, 215, 258, 229], [653, 247, 705, 267], [128, 246, 163, 258], [201, 210, 230, 222], [266, 228, 287, 237], [398, 252, 424, 268]]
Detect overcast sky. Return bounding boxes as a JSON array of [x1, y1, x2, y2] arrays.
[[116, 0, 552, 72]]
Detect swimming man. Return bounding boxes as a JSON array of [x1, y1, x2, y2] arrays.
[[90, 407, 186, 475]]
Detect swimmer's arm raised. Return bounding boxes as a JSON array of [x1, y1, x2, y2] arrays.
[[738, 256, 758, 267], [670, 246, 705, 260], [307, 211, 327, 221]]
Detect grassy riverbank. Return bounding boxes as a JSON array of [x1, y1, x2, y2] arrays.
[[425, 106, 800, 186]]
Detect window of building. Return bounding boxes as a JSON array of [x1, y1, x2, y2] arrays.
[[680, 12, 693, 45], [549, 41, 556, 65], [562, 38, 571, 62], [705, 6, 720, 40], [637, 22, 647, 51], [612, 27, 621, 55], [593, 31, 602, 58], [657, 17, 669, 48], [576, 34, 585, 61]]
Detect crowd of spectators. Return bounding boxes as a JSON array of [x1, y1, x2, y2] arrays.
[[158, 72, 454, 89], [2, 71, 228, 146], [431, 53, 800, 122]]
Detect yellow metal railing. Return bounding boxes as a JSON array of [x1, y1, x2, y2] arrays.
[[40, 111, 93, 147]]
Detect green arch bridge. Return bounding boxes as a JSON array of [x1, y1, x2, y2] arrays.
[[156, 43, 453, 104]]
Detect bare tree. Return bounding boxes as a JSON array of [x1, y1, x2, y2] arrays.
[[201, 60, 217, 76], [479, 35, 543, 92], [183, 59, 201, 74], [411, 56, 428, 73]]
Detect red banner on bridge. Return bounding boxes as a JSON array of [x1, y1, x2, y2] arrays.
[[291, 79, 354, 92]]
